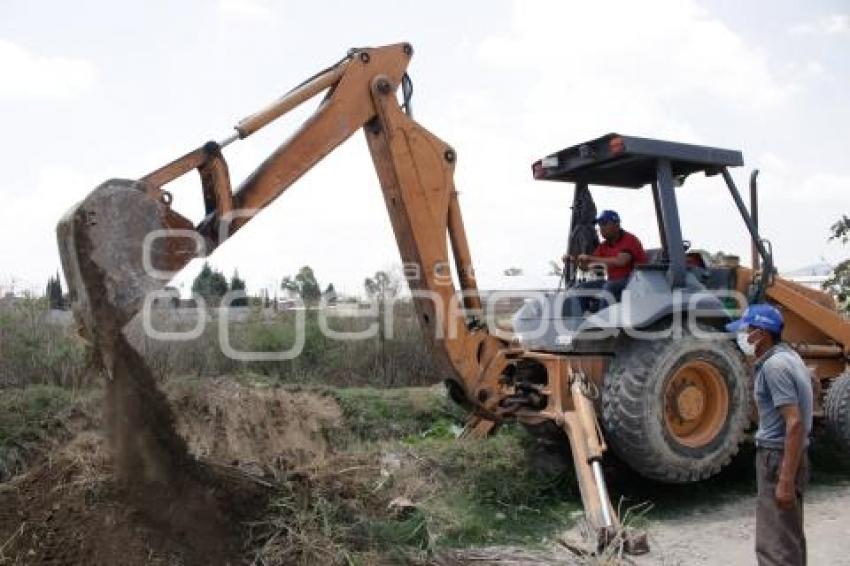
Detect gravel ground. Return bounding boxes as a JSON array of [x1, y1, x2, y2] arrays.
[[633, 483, 850, 565], [445, 483, 850, 565]]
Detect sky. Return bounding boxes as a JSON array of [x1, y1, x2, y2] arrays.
[[0, 0, 848, 298]]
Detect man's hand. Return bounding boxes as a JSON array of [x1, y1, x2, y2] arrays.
[[576, 254, 593, 270], [562, 253, 591, 270], [576, 254, 591, 270], [775, 478, 796, 509]]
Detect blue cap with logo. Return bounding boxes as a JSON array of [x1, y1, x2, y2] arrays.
[[725, 303, 784, 335], [595, 210, 620, 225]]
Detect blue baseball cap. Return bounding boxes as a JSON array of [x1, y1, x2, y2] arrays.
[[595, 210, 620, 224], [725, 304, 783, 335]]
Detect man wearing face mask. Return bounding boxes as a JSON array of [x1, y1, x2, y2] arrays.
[[726, 304, 813, 566]]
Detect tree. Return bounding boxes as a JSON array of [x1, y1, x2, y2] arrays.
[[502, 266, 523, 276], [364, 270, 400, 302], [364, 270, 401, 384], [281, 265, 322, 305], [229, 269, 248, 307], [191, 262, 229, 306], [824, 215, 850, 312], [323, 283, 338, 305], [45, 272, 64, 310]]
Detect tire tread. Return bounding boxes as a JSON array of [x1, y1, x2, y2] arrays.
[[601, 326, 749, 483]]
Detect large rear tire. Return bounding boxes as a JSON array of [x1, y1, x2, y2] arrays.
[[825, 372, 850, 452], [601, 326, 749, 483]]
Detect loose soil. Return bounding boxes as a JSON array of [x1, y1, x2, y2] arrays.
[[0, 432, 264, 565], [0, 377, 343, 565], [168, 379, 342, 475]]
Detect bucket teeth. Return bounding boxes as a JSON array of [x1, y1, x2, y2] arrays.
[[56, 179, 198, 341]]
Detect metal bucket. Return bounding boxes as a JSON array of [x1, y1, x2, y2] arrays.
[[56, 179, 199, 341]]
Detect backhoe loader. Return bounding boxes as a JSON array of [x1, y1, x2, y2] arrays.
[[56, 42, 850, 553]]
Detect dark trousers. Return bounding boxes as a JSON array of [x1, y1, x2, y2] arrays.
[[756, 447, 808, 566], [561, 277, 629, 317]]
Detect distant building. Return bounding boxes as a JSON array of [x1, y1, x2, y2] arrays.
[[782, 262, 834, 290], [0, 292, 23, 309]]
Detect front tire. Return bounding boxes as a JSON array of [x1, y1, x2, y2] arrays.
[[601, 326, 750, 483]]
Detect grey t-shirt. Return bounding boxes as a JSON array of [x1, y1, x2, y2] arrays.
[[754, 343, 814, 449]]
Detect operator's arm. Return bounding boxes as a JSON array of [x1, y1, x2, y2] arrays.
[[776, 404, 804, 509]]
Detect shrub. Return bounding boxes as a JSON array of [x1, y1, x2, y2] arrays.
[[0, 385, 76, 480], [0, 297, 88, 388]]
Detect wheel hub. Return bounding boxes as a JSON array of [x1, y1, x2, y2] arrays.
[[664, 360, 729, 448], [675, 385, 705, 421]]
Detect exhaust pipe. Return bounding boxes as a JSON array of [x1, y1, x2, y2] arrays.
[[750, 169, 760, 272]]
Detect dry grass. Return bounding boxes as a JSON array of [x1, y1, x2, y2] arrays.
[[557, 500, 653, 566], [0, 523, 25, 565]]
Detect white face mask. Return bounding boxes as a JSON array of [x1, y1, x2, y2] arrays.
[[737, 332, 757, 357]]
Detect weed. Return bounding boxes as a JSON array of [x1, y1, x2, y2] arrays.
[[412, 428, 580, 548], [0, 385, 75, 480], [0, 298, 88, 388], [331, 387, 464, 446]]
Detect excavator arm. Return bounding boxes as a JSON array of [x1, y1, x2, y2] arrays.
[[57, 43, 635, 548]]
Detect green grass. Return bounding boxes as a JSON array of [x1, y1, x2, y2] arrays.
[[251, 423, 582, 561], [0, 385, 74, 447], [331, 386, 465, 446], [0, 385, 76, 479], [226, 384, 582, 553], [411, 428, 580, 548]]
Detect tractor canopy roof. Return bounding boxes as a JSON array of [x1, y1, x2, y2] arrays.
[[532, 133, 743, 189]]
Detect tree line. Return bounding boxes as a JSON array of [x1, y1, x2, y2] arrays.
[[190, 263, 248, 306], [189, 262, 399, 308], [38, 214, 850, 312]]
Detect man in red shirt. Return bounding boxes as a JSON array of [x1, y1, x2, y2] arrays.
[[562, 210, 647, 313], [577, 209, 647, 300]]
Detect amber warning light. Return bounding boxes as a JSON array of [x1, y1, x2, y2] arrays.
[[533, 156, 559, 179], [608, 136, 625, 155], [532, 160, 544, 179]]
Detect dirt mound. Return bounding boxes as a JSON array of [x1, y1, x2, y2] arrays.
[[0, 379, 346, 565], [0, 431, 268, 565], [168, 380, 343, 474]]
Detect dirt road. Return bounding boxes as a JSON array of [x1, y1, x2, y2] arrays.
[[438, 483, 850, 565], [633, 483, 850, 565]]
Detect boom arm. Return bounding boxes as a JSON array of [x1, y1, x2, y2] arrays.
[[57, 43, 631, 544]]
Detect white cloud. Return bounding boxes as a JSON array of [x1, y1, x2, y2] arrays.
[[787, 173, 850, 205], [428, 0, 806, 284], [0, 39, 96, 99], [0, 166, 102, 294], [477, 0, 792, 112], [791, 14, 850, 36], [217, 0, 272, 19]]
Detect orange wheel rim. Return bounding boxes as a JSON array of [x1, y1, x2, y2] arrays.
[[664, 360, 729, 448]]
